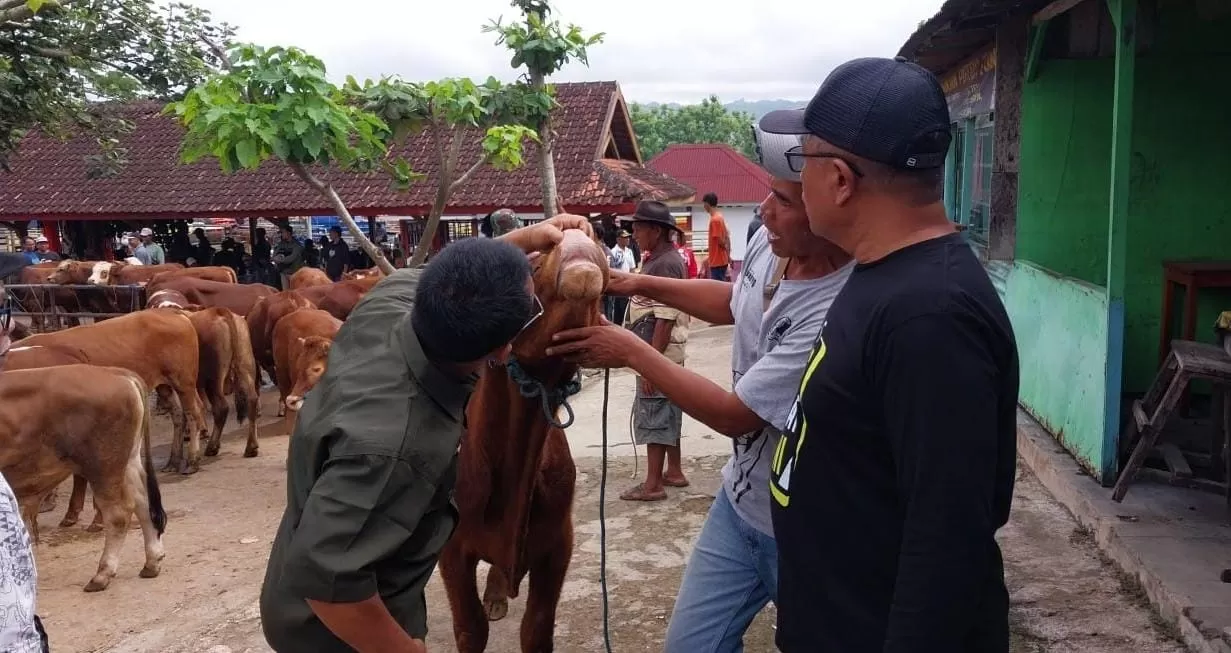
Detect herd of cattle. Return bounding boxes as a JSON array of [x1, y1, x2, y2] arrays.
[[0, 259, 382, 592], [1, 231, 609, 652]]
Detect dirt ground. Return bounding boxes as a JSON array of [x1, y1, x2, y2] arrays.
[[28, 328, 1191, 653]]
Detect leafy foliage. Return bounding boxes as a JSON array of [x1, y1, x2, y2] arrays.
[[484, 0, 604, 78], [0, 0, 233, 173], [630, 95, 757, 161]]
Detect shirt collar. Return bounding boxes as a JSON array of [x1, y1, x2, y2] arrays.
[[400, 318, 476, 421]]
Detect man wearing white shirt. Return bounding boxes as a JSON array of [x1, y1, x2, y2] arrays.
[[609, 230, 636, 323]]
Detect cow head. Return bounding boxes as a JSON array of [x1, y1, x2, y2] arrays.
[[512, 227, 607, 362], [46, 260, 93, 285], [87, 261, 122, 285], [285, 336, 334, 412]]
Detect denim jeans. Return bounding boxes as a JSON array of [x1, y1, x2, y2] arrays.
[[664, 489, 778, 653]]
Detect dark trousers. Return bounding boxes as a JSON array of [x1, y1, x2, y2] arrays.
[[35, 614, 49, 652], [604, 296, 629, 325], [709, 265, 729, 281]]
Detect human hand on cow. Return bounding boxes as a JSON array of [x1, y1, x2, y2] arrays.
[[499, 213, 595, 254], [546, 317, 643, 369], [605, 270, 640, 297]]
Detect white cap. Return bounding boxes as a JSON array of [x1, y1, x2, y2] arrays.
[[34, 235, 48, 243], [140, 228, 154, 237], [750, 121, 803, 183]]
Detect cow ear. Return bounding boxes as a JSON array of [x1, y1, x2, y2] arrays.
[[297, 337, 306, 345]]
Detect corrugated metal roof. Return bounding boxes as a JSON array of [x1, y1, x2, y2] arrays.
[[646, 144, 771, 205]]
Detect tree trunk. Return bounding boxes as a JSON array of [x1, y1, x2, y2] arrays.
[[531, 70, 561, 217], [290, 163, 395, 275]]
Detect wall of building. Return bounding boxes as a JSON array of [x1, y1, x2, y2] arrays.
[[1119, 8, 1231, 392], [1016, 58, 1114, 287], [1006, 260, 1111, 477], [689, 204, 757, 263]]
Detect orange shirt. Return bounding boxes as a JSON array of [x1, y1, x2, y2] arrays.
[[707, 213, 731, 267]]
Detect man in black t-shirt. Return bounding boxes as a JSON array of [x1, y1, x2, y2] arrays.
[[759, 57, 1020, 653]]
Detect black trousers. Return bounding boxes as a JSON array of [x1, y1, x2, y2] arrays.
[[35, 614, 49, 652]]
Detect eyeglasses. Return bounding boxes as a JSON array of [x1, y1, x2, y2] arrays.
[[784, 146, 865, 177], [520, 294, 544, 334]]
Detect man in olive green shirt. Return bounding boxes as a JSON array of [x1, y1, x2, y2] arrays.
[[260, 216, 589, 653]]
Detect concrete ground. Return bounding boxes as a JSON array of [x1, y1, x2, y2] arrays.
[[29, 325, 1187, 652], [1018, 413, 1231, 653]]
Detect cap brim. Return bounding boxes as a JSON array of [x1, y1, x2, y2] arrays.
[[751, 123, 802, 183], [758, 109, 809, 135]]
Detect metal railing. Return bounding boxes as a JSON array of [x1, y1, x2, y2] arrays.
[[3, 283, 147, 323]]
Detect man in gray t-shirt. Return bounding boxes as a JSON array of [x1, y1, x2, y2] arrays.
[[548, 123, 853, 652]]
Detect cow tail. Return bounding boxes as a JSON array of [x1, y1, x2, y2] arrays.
[[227, 312, 259, 424], [139, 381, 168, 535]]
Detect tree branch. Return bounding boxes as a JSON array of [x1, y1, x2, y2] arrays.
[[0, 0, 70, 26], [450, 156, 489, 195], [290, 162, 395, 275]]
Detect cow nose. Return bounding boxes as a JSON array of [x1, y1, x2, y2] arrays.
[[286, 396, 303, 412]]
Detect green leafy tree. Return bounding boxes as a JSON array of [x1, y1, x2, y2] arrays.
[[485, 0, 603, 215], [0, 0, 234, 175], [168, 44, 544, 272], [629, 96, 756, 161]]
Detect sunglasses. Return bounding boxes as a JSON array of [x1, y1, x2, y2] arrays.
[[520, 294, 544, 334], [784, 146, 865, 177]]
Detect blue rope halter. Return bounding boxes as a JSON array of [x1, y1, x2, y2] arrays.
[[504, 356, 583, 429]]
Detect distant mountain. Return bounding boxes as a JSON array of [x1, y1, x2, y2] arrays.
[[635, 98, 807, 119]]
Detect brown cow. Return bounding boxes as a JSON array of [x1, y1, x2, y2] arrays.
[[43, 260, 155, 318], [20, 309, 208, 474], [272, 308, 341, 416], [145, 288, 198, 310], [184, 307, 262, 459], [288, 267, 331, 290], [9, 262, 78, 330], [147, 265, 239, 286], [247, 291, 314, 416], [297, 275, 383, 321], [440, 228, 606, 652], [0, 364, 167, 592], [145, 276, 277, 317]]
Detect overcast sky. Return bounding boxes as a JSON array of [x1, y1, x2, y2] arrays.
[[187, 1, 945, 104]]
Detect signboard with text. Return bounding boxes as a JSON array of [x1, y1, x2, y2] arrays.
[[941, 47, 996, 121]]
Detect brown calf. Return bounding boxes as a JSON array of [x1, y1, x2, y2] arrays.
[[297, 275, 383, 321], [145, 276, 277, 317], [147, 265, 239, 286], [272, 308, 341, 416], [20, 309, 208, 474], [247, 291, 314, 417], [288, 267, 331, 290], [441, 228, 606, 652], [0, 365, 166, 592], [185, 307, 262, 459]]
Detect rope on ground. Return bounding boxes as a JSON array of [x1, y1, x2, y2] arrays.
[[599, 366, 614, 652]]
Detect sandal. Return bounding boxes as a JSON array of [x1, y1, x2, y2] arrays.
[[661, 477, 691, 488], [620, 484, 668, 502]]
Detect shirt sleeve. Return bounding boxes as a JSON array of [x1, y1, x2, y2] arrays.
[[282, 453, 440, 603], [875, 311, 1004, 652], [733, 325, 815, 431]]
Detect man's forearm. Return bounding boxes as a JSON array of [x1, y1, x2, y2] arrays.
[[635, 275, 734, 325], [627, 340, 764, 437], [307, 595, 424, 653]]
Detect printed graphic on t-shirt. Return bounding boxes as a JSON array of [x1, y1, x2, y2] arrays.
[[769, 324, 827, 508]]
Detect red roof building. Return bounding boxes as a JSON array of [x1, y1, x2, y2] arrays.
[[647, 143, 771, 266], [0, 81, 693, 222]]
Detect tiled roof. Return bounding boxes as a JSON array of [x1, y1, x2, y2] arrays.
[[0, 81, 692, 220], [647, 143, 771, 205]]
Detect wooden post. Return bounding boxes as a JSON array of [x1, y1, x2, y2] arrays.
[[1102, 0, 1137, 485]]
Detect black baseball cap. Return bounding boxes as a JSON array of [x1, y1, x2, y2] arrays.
[[760, 56, 952, 170]]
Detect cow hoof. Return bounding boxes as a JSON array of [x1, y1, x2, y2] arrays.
[[139, 564, 160, 579], [243, 447, 259, 458], [484, 597, 508, 621], [83, 577, 111, 592], [161, 461, 178, 474], [86, 522, 103, 533], [180, 463, 200, 476], [204, 444, 221, 457], [58, 516, 78, 528]]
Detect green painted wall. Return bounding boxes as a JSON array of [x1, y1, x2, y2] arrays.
[[1016, 59, 1113, 287], [1006, 261, 1110, 477], [1119, 9, 1231, 393]]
